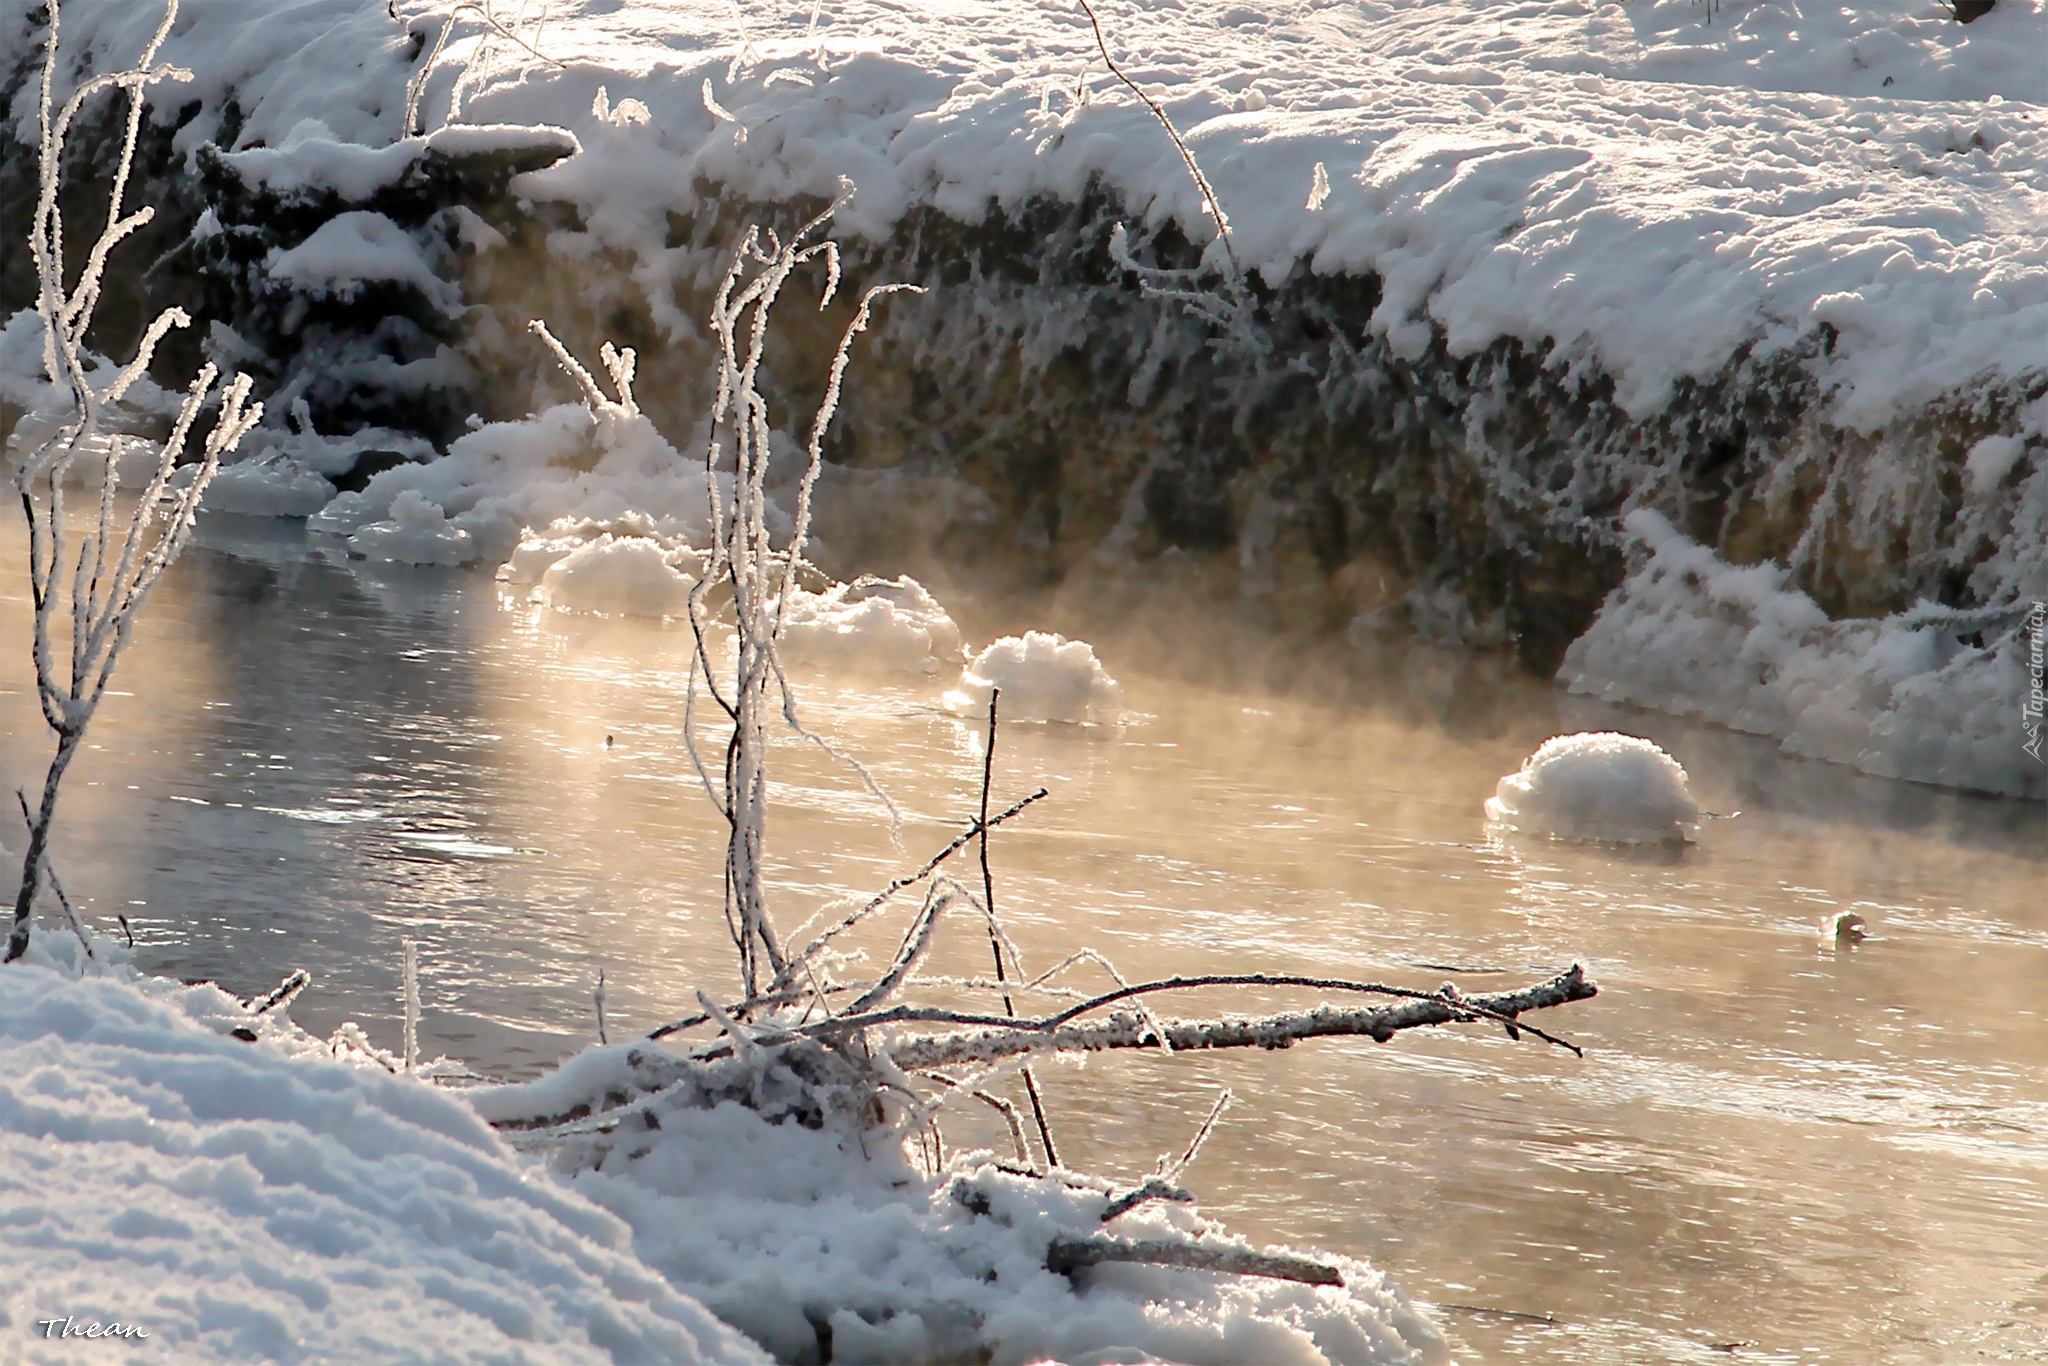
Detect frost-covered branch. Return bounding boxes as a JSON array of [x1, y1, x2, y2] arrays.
[[7, 0, 262, 963], [680, 200, 918, 998], [881, 966, 1597, 1071]]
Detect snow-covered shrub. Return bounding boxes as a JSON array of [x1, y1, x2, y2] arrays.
[[778, 575, 966, 675], [7, 0, 262, 961], [1485, 731, 1700, 845], [945, 630, 1125, 724]]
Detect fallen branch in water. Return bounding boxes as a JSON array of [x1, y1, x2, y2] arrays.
[[1048, 1234, 1342, 1288], [882, 966, 1596, 1072]]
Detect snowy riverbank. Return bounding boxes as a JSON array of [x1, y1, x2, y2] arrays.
[[4, 0, 2040, 797], [1, 953, 1451, 1364]]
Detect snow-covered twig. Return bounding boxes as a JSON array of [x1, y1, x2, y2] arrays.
[[974, 689, 1061, 1168], [882, 966, 1597, 1071], [1072, 0, 1236, 278], [249, 969, 310, 1017], [775, 786, 1048, 987], [7, 0, 262, 963], [402, 939, 421, 1072]]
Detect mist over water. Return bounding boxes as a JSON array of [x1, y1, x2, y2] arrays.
[[1, 511, 2043, 1364]]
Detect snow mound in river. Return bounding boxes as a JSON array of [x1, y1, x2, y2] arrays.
[[945, 630, 1124, 724], [0, 962, 762, 1364], [1486, 731, 1700, 844], [347, 487, 475, 565], [538, 533, 702, 618], [779, 576, 966, 676]]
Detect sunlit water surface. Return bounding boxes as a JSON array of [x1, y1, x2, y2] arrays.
[[2, 515, 2044, 1365]]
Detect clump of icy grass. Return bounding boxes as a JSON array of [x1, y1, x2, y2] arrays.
[[1486, 732, 1700, 844], [945, 630, 1124, 724], [475, 1056, 1447, 1366], [0, 963, 761, 1364], [779, 576, 965, 675]]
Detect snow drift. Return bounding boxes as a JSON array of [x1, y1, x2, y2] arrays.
[[0, 961, 762, 1364]]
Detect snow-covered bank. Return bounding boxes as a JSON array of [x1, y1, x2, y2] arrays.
[[0, 961, 762, 1363], [0, 958, 1450, 1365], [2, 0, 2043, 799], [1560, 510, 2047, 800]]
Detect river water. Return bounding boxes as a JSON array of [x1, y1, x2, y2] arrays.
[[1, 512, 2043, 1364]]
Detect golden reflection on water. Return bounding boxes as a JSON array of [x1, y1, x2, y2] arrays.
[[2, 515, 2044, 1364]]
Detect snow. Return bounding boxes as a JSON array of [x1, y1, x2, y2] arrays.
[[7, 0, 2041, 797], [9, 0, 2042, 432], [201, 454, 336, 517], [778, 575, 966, 676], [220, 116, 419, 199], [310, 404, 729, 571], [537, 533, 701, 618], [0, 961, 764, 1365], [1485, 731, 1700, 845], [265, 210, 458, 311], [945, 631, 1125, 725], [222, 120, 579, 199], [346, 487, 476, 566], [474, 1062, 1449, 1366], [1558, 510, 2047, 800]]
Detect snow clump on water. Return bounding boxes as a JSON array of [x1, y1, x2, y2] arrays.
[[1486, 731, 1700, 844], [536, 534, 702, 618], [778, 576, 966, 676], [345, 487, 476, 566], [944, 630, 1124, 723], [201, 453, 336, 517], [0, 962, 762, 1364]]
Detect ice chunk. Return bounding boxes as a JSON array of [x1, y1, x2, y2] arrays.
[[538, 534, 700, 617], [347, 489, 475, 566], [779, 576, 965, 675], [203, 455, 335, 516], [1486, 731, 1700, 844], [944, 631, 1123, 724]]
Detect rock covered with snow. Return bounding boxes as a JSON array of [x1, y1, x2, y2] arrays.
[[944, 630, 1124, 724], [346, 487, 475, 565], [778, 576, 965, 676], [0, 963, 764, 1364], [1485, 731, 1700, 845]]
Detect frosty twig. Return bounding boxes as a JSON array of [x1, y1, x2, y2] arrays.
[[8, 0, 262, 963]]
